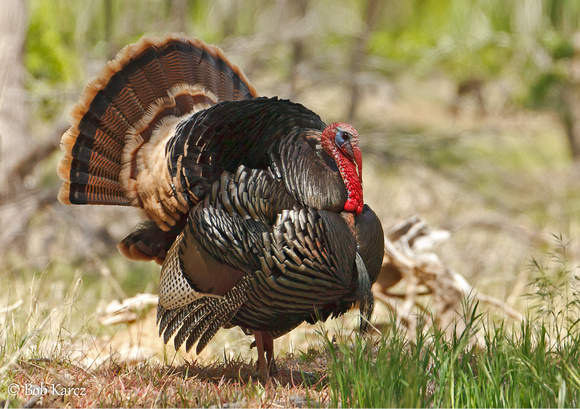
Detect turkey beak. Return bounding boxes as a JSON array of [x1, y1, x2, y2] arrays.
[[344, 143, 361, 179], [342, 143, 357, 170]]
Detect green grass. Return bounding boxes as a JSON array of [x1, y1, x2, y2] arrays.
[[325, 239, 580, 408], [325, 314, 580, 407]]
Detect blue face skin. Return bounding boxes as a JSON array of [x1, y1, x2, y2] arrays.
[[335, 129, 355, 162], [334, 129, 350, 146]]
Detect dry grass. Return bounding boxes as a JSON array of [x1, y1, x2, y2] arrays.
[[5, 354, 332, 408]]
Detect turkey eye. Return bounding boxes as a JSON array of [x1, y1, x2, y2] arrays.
[[335, 130, 351, 146]]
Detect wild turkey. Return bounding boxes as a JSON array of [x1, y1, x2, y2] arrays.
[[57, 34, 384, 375]]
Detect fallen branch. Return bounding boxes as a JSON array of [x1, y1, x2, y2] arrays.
[[374, 215, 524, 339]]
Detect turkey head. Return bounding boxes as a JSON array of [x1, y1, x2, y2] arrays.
[[321, 122, 364, 214]]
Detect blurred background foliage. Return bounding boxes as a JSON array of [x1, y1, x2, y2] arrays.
[[23, 0, 580, 143], [2, 0, 580, 324]]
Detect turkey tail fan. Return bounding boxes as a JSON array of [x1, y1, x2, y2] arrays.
[[57, 34, 259, 221]]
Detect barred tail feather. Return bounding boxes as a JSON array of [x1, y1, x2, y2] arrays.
[[57, 34, 258, 215], [157, 275, 252, 355]]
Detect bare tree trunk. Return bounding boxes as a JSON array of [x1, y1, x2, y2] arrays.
[[0, 0, 28, 192], [347, 0, 383, 121], [221, 0, 238, 39], [168, 0, 188, 33], [103, 0, 115, 59], [562, 115, 580, 159], [562, 86, 580, 160], [287, 0, 308, 99]]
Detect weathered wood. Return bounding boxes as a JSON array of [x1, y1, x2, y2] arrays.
[[0, 0, 28, 190], [374, 216, 524, 340]]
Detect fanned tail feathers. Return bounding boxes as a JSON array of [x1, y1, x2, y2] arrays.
[[57, 34, 258, 230]]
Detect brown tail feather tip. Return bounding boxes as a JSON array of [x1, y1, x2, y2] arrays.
[[56, 155, 72, 184], [57, 182, 72, 205]]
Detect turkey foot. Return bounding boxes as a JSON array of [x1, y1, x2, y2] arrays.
[[253, 330, 277, 378]]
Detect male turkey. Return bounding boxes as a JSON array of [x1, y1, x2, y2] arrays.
[[57, 34, 384, 375]]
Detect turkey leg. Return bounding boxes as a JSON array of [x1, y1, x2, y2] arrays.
[[253, 330, 277, 377]]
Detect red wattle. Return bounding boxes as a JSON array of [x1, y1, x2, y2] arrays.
[[344, 199, 356, 213], [321, 122, 364, 215]]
